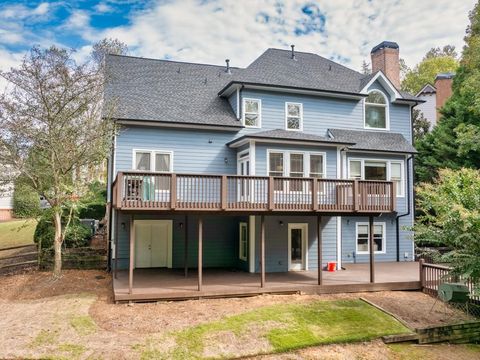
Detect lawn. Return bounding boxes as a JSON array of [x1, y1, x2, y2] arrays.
[[143, 299, 411, 359], [0, 219, 37, 249]]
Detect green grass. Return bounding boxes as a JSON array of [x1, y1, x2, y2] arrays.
[[166, 299, 410, 359], [389, 343, 480, 360], [57, 343, 86, 359], [30, 329, 58, 348], [0, 219, 36, 249], [70, 315, 97, 336]]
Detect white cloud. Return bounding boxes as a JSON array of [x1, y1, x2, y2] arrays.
[[94, 2, 114, 14], [97, 0, 475, 71], [0, 48, 25, 92], [64, 10, 91, 30], [0, 2, 50, 20]]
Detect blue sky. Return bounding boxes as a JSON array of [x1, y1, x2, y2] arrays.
[[0, 0, 476, 77]]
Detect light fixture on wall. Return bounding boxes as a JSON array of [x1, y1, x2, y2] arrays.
[[224, 157, 228, 164], [121, 222, 126, 230], [279, 221, 284, 227], [208, 139, 213, 143], [179, 222, 184, 229], [346, 219, 350, 225]]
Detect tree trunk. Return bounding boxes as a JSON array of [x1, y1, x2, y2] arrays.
[[53, 210, 63, 277]]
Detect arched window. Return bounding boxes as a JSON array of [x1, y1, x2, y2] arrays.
[[364, 91, 388, 129]]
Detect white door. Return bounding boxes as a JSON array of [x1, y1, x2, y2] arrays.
[[288, 223, 308, 271], [237, 154, 250, 201], [135, 220, 172, 268]]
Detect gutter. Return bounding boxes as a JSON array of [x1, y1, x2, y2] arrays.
[[107, 125, 116, 272]]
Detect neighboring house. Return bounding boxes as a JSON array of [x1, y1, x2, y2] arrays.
[[415, 72, 454, 129], [0, 181, 13, 221], [106, 41, 422, 300]]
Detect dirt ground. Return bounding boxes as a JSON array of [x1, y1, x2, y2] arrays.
[[0, 269, 479, 359]]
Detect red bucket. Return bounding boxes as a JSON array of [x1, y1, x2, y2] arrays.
[[327, 262, 336, 272]]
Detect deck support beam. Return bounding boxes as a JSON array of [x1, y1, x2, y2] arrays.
[[369, 216, 375, 283], [184, 215, 188, 278], [198, 216, 203, 291], [317, 215, 322, 285], [260, 215, 265, 288], [114, 209, 119, 279], [128, 215, 135, 294]]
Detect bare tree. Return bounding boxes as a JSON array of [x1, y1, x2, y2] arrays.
[[0, 44, 118, 277]]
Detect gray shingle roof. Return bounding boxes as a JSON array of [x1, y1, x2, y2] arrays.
[[105, 54, 244, 127], [328, 128, 417, 154], [105, 49, 421, 127], [227, 129, 353, 147], [226, 48, 369, 95]]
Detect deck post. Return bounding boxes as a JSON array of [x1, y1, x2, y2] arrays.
[[419, 258, 425, 288], [369, 215, 375, 283], [317, 215, 322, 285], [353, 180, 359, 211], [198, 216, 203, 291], [170, 173, 177, 209], [129, 215, 135, 294], [184, 215, 188, 278], [260, 214, 265, 288], [114, 209, 119, 279], [312, 179, 319, 211]]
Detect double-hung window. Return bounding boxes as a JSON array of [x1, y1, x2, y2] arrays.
[[269, 152, 284, 191], [348, 159, 404, 197], [243, 98, 261, 127], [289, 153, 304, 191], [285, 102, 303, 130], [133, 150, 173, 191], [364, 91, 388, 130], [356, 222, 386, 254]]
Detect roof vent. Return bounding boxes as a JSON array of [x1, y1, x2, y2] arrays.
[[225, 59, 231, 74], [291, 45, 296, 60]]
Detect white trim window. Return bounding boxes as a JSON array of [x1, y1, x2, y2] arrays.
[[356, 222, 386, 254], [243, 98, 261, 128], [348, 159, 404, 197], [364, 90, 388, 130], [132, 150, 173, 191], [133, 150, 173, 172], [239, 222, 248, 261], [285, 102, 303, 131], [267, 150, 326, 192]]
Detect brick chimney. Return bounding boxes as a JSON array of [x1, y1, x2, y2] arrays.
[[370, 41, 400, 89], [434, 73, 454, 120]]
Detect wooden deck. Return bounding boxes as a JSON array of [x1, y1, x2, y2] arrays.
[[113, 262, 421, 302], [112, 171, 396, 214]]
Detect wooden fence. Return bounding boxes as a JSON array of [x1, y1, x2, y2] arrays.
[[419, 259, 480, 303], [0, 244, 39, 273]]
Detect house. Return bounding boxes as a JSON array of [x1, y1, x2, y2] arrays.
[[415, 72, 454, 129], [0, 182, 13, 221], [106, 41, 421, 301]]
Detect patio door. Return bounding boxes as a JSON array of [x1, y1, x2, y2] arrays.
[[237, 152, 250, 201], [135, 220, 172, 268], [288, 223, 308, 271]]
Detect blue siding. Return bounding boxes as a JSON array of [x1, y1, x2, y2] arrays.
[[228, 90, 239, 119]]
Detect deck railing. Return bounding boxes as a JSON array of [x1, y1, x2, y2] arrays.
[[112, 171, 396, 213]]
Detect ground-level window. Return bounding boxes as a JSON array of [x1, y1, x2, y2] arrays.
[[348, 159, 404, 196], [356, 222, 386, 254], [239, 222, 248, 261]]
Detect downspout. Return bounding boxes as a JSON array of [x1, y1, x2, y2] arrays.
[[239, 85, 244, 121], [107, 123, 117, 272], [396, 103, 416, 261], [395, 155, 412, 261]]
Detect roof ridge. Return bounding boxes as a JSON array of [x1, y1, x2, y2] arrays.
[[105, 53, 243, 70]]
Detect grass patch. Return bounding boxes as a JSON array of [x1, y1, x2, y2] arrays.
[[57, 343, 86, 359], [30, 329, 58, 348], [170, 299, 410, 359], [70, 315, 97, 336], [0, 219, 36, 249]]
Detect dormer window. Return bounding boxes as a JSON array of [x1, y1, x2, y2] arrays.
[[243, 98, 261, 127], [286, 102, 303, 131], [364, 91, 388, 130]]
